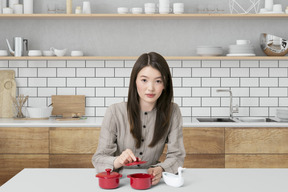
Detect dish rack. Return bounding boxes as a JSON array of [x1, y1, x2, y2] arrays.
[[229, 0, 262, 14]]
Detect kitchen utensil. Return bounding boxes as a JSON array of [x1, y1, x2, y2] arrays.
[[50, 47, 67, 57], [28, 50, 42, 56], [23, 0, 33, 14], [124, 157, 147, 166], [12, 94, 28, 118], [260, 33, 288, 56], [6, 37, 28, 57], [162, 167, 185, 187], [127, 173, 153, 190], [0, 70, 16, 118], [96, 168, 122, 189], [51, 95, 85, 116], [26, 107, 52, 118]]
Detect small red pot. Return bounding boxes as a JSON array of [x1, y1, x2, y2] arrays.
[[96, 168, 122, 189], [127, 173, 153, 190]]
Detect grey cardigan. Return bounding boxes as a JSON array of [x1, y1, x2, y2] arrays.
[[92, 102, 186, 174]]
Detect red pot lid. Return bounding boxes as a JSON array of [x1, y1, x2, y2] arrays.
[[96, 169, 122, 179], [124, 157, 147, 166]]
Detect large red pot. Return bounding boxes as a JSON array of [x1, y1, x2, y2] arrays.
[[96, 168, 122, 189], [127, 173, 153, 190]]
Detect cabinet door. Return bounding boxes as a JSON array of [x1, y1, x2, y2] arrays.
[[159, 127, 225, 168], [0, 154, 49, 185], [50, 154, 94, 168], [225, 128, 288, 153], [0, 127, 49, 153], [50, 127, 100, 154]]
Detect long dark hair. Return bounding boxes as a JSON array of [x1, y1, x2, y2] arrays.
[[127, 52, 173, 148]]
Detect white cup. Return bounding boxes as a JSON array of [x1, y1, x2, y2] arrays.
[[159, 6, 171, 14], [131, 7, 143, 14], [145, 7, 156, 14], [264, 0, 273, 11], [117, 7, 128, 14], [71, 50, 84, 57], [23, 0, 33, 14], [82, 1, 91, 14], [13, 4, 22, 14], [0, 50, 8, 56], [50, 47, 67, 57], [3, 7, 13, 14], [273, 4, 282, 13], [173, 3, 184, 14], [236, 40, 251, 45]]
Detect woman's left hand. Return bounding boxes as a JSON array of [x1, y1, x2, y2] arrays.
[[147, 166, 163, 185]]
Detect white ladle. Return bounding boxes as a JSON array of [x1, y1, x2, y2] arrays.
[[162, 167, 186, 187]]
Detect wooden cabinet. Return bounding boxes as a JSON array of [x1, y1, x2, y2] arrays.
[[49, 127, 100, 168], [0, 127, 49, 185], [225, 128, 288, 168]]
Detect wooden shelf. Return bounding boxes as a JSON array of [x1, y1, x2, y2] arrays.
[[0, 13, 288, 19], [1, 56, 288, 60]]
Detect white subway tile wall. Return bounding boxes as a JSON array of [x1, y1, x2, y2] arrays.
[[1, 59, 288, 118]]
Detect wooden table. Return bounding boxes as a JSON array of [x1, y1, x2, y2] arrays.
[[0, 168, 288, 192]]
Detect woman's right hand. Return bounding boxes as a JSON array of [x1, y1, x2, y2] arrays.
[[113, 149, 137, 169]]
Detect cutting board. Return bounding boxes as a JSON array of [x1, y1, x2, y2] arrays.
[[51, 95, 85, 116], [0, 70, 16, 118]]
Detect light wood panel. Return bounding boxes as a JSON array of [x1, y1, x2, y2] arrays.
[[0, 127, 49, 153], [183, 127, 224, 154], [225, 128, 288, 153], [184, 154, 225, 168], [0, 154, 49, 185], [50, 127, 100, 154], [51, 95, 85, 116], [226, 155, 288, 168], [1, 56, 288, 60], [50, 155, 94, 168]]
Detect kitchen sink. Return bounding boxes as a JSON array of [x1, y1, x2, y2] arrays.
[[236, 117, 277, 122], [196, 118, 235, 122]]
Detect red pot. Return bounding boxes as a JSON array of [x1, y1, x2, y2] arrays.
[[96, 168, 122, 189], [127, 173, 153, 190]]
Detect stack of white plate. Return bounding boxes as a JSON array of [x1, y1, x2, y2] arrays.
[[196, 46, 223, 56], [276, 108, 288, 121], [227, 44, 255, 56]]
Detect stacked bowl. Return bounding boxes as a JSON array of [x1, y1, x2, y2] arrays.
[[227, 40, 255, 56], [196, 46, 223, 56], [276, 108, 288, 121]]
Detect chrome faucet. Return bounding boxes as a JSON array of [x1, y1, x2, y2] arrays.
[[216, 89, 239, 119]]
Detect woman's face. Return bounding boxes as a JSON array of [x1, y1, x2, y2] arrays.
[[136, 66, 164, 111]]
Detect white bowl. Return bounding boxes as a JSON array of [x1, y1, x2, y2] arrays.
[[0, 50, 8, 56], [26, 107, 53, 118], [28, 50, 42, 57]]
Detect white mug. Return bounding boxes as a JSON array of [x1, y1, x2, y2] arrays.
[[117, 7, 128, 14], [236, 40, 250, 45], [173, 3, 184, 14], [145, 7, 156, 14], [82, 1, 91, 14], [13, 4, 23, 14], [273, 4, 282, 13]]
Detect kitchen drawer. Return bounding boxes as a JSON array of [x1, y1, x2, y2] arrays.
[[0, 154, 49, 185], [0, 127, 49, 153], [183, 127, 225, 154], [226, 155, 288, 168], [225, 128, 288, 153], [50, 127, 100, 154], [50, 154, 94, 168]]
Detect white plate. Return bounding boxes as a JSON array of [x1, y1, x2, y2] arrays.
[[226, 53, 256, 56]]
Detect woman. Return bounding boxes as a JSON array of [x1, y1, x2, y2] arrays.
[[92, 52, 185, 185]]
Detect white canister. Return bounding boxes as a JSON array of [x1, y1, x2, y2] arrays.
[[9, 0, 18, 8], [13, 3, 22, 14], [66, 0, 72, 14], [82, 1, 91, 14], [264, 0, 273, 11], [23, 0, 33, 14]]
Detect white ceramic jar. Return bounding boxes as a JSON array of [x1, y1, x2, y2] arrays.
[[23, 0, 33, 14]]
